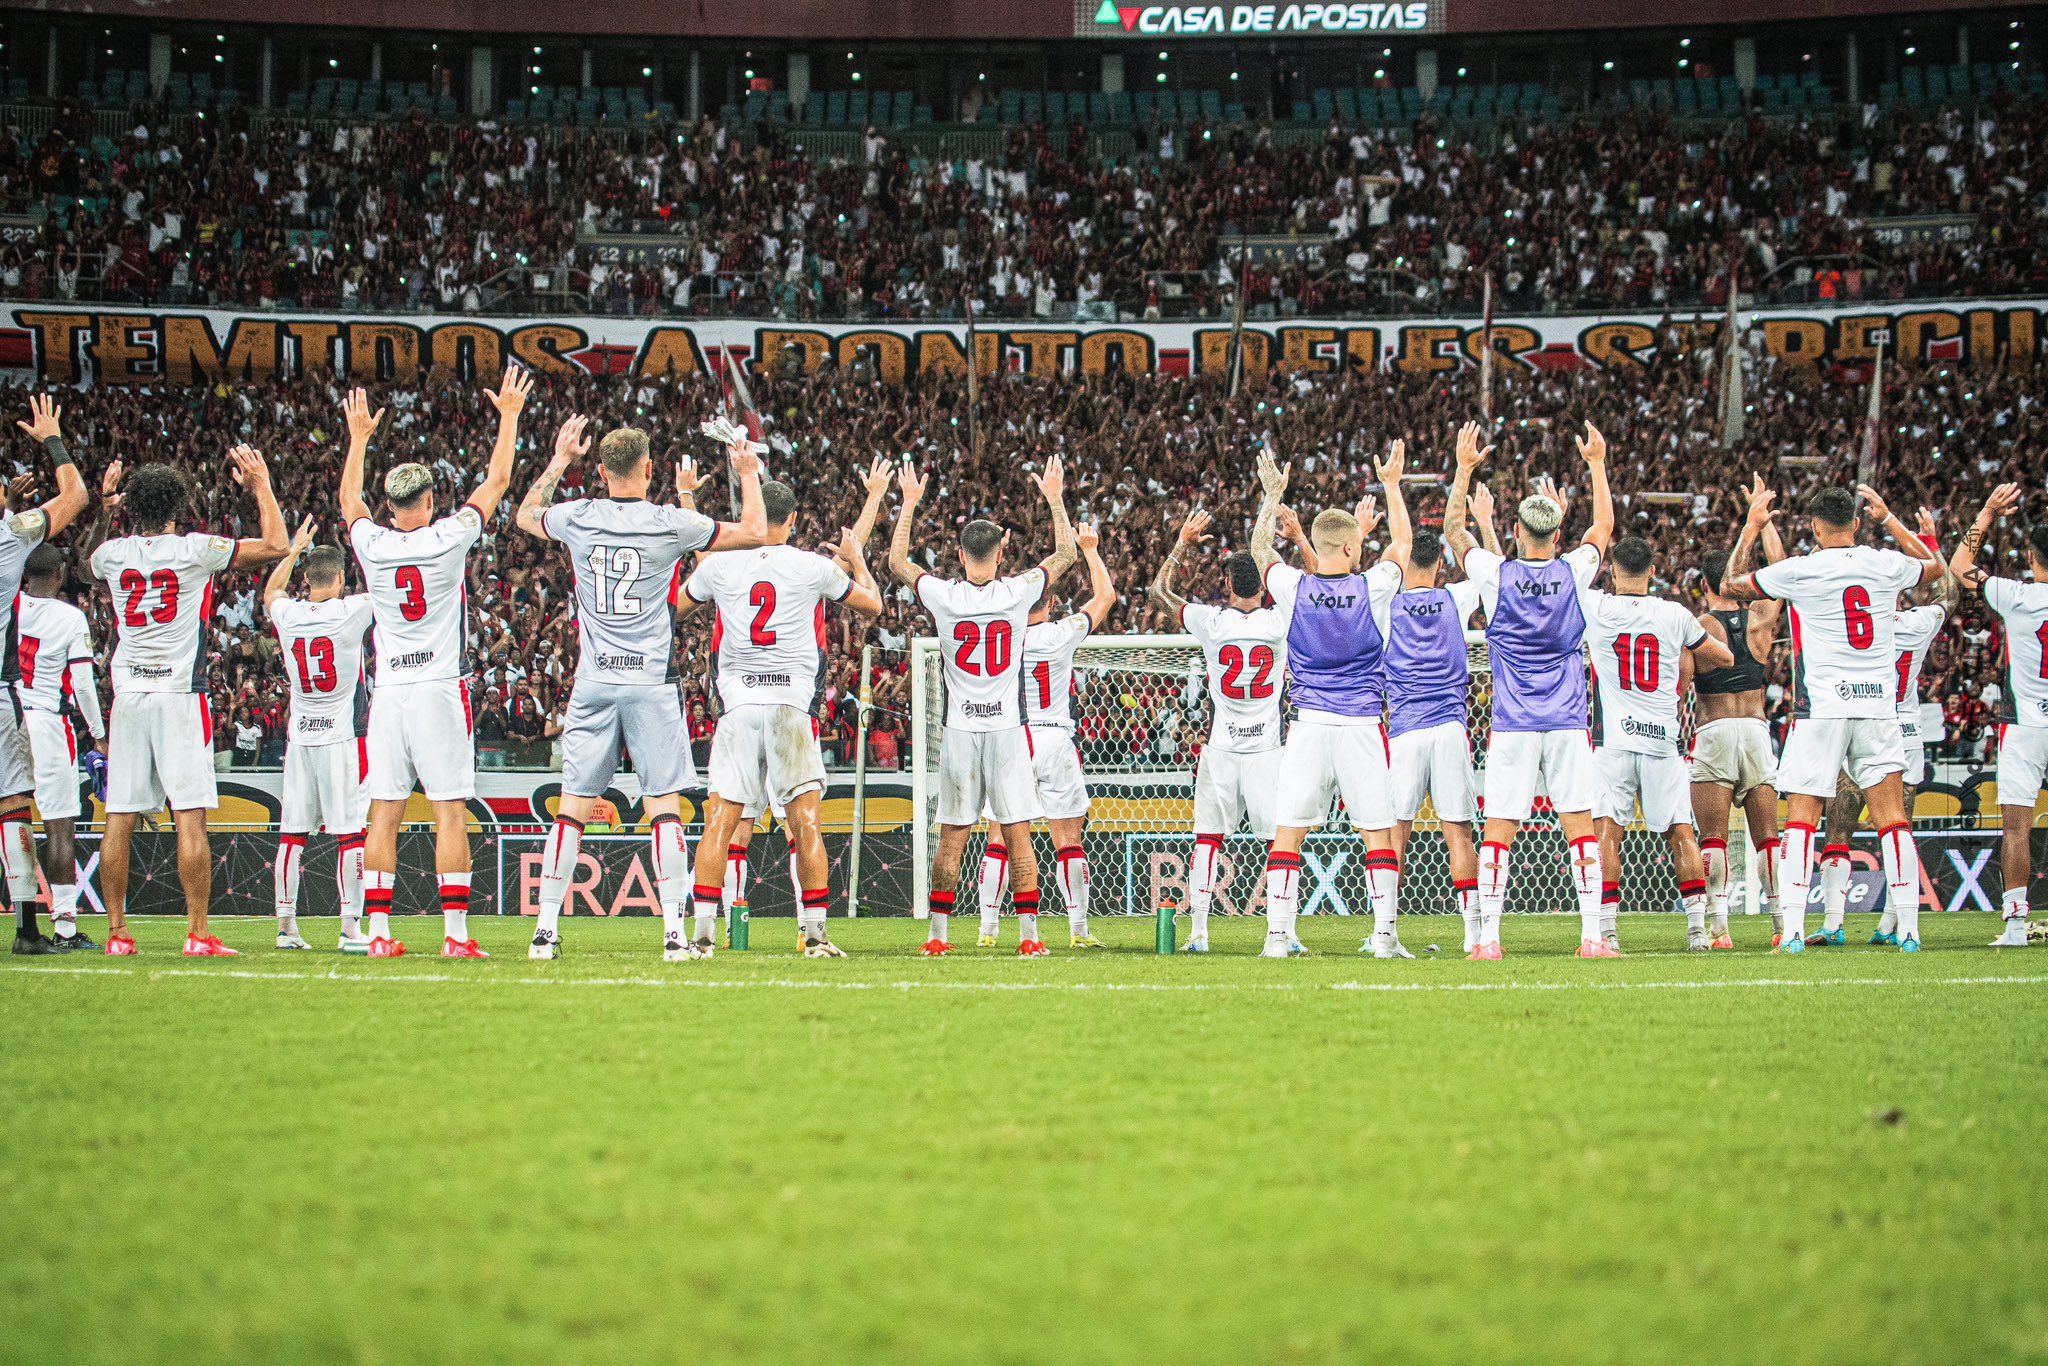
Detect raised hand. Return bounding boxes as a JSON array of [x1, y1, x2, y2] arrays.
[[551, 414, 592, 467], [675, 453, 709, 497], [99, 459, 124, 501], [8, 474, 39, 507], [485, 364, 533, 418], [289, 515, 317, 554], [1856, 483, 1892, 523], [1077, 521, 1101, 553], [1276, 503, 1304, 543], [343, 387, 385, 444], [1469, 480, 1497, 527], [897, 461, 929, 505], [726, 440, 761, 484], [1177, 507, 1213, 548], [1914, 507, 1940, 543], [1743, 473, 1777, 528], [1256, 448, 1290, 498], [1532, 474, 1570, 525], [1575, 420, 1607, 468], [228, 444, 271, 490], [1375, 438, 1406, 486], [861, 455, 891, 500], [1031, 453, 1065, 502], [1455, 420, 1491, 473], [1978, 483, 2022, 523], [15, 393, 60, 443], [1354, 492, 1382, 538]]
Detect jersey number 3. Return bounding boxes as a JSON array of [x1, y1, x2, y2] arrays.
[[394, 566, 428, 622]]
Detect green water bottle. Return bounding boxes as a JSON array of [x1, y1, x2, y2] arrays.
[[1156, 898, 1177, 955], [728, 899, 750, 951]]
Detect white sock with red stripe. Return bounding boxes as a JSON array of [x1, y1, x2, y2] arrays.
[[1701, 838, 1730, 934], [50, 881, 78, 937], [1453, 878, 1479, 950], [274, 834, 306, 933], [1188, 835, 1222, 942], [0, 810, 37, 908], [536, 817, 584, 939], [336, 831, 365, 937], [1778, 824, 1816, 942], [364, 868, 394, 940], [438, 873, 472, 942], [650, 815, 689, 941], [1477, 840, 1510, 947], [2003, 887, 2029, 923], [1364, 848, 1400, 939], [1818, 844, 1853, 931], [1264, 850, 1301, 942], [721, 845, 749, 929], [976, 844, 1008, 938], [1055, 846, 1090, 935], [926, 890, 953, 943], [800, 886, 829, 938], [1014, 888, 1041, 945], [692, 881, 723, 943], [1569, 836, 1603, 944], [1878, 823, 1923, 942]]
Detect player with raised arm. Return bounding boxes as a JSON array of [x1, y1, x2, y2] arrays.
[[1251, 441, 1410, 960], [1442, 419, 1615, 959], [2, 397, 89, 954], [682, 474, 882, 960], [1584, 536, 1734, 952], [975, 519, 1117, 950], [890, 456, 1077, 957], [16, 545, 104, 951], [518, 417, 769, 961], [1810, 508, 1955, 947], [1149, 508, 1289, 953], [263, 517, 374, 951], [340, 370, 528, 960], [1384, 477, 1500, 956], [1693, 509, 1789, 949], [1719, 480, 1945, 953], [87, 444, 287, 956], [1949, 483, 2045, 947]]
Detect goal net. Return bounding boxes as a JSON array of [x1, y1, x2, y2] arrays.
[[908, 634, 1756, 930]]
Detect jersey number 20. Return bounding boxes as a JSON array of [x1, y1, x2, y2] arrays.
[[951, 620, 1013, 676]]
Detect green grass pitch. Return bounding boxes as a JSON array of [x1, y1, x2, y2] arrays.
[[3, 911, 2043, 1364]]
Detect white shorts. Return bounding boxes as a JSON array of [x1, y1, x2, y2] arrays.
[[1025, 726, 1088, 822], [1996, 725, 2048, 809], [939, 726, 1040, 827], [281, 739, 368, 835], [1275, 720, 1396, 832], [1594, 747, 1695, 833], [562, 680, 696, 798], [708, 704, 826, 813], [1483, 728, 1595, 823], [1193, 746, 1279, 839], [1690, 717, 1777, 802], [1901, 740, 1926, 789], [0, 695, 32, 803], [366, 678, 475, 803], [1777, 717, 1905, 798], [1391, 722, 1477, 824], [107, 692, 218, 814], [24, 709, 80, 820]]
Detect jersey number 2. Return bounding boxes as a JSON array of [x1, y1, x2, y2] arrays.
[[748, 582, 778, 645], [118, 568, 179, 627]]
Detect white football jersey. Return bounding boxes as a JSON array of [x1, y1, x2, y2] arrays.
[[15, 593, 93, 714], [1021, 614, 1091, 729], [547, 497, 717, 687], [1181, 601, 1289, 754], [1584, 591, 1708, 756], [1891, 604, 1946, 740], [0, 510, 48, 686], [270, 593, 374, 748], [89, 531, 237, 695], [1753, 545, 1925, 719], [685, 544, 853, 713], [914, 568, 1047, 732], [1984, 576, 2048, 727], [349, 506, 482, 684]]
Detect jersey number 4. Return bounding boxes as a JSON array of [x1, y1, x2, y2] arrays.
[[1217, 644, 1276, 700], [1609, 634, 1660, 691], [951, 620, 1013, 676], [291, 637, 339, 693], [118, 568, 179, 627]]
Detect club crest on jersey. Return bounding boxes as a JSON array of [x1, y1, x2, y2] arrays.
[[1835, 680, 1884, 701], [392, 649, 435, 669], [595, 652, 647, 671], [1622, 718, 1668, 740], [963, 700, 1005, 718], [742, 672, 793, 689]]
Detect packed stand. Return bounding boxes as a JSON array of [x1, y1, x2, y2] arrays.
[[0, 93, 2044, 319]]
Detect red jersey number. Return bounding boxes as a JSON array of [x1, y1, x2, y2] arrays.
[[1218, 644, 1277, 700], [950, 620, 1014, 677], [291, 636, 339, 693], [748, 582, 778, 646], [119, 568, 180, 627], [394, 566, 428, 622], [1842, 586, 1875, 650]]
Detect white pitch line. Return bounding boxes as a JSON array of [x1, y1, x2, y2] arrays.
[[1, 963, 2043, 996]]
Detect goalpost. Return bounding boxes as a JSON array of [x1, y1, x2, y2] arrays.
[[907, 633, 1758, 941]]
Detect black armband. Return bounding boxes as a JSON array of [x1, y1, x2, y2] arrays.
[[42, 435, 73, 467]]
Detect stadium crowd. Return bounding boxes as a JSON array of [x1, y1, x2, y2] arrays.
[[5, 322, 2038, 775], [0, 90, 2042, 319]]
